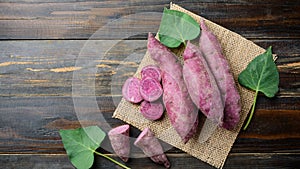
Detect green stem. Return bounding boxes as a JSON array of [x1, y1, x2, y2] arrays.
[[243, 90, 258, 130], [94, 151, 131, 169], [183, 40, 187, 47]]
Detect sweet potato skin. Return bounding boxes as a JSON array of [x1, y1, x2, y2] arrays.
[[199, 20, 241, 129], [183, 42, 224, 125], [147, 33, 198, 143], [161, 71, 199, 143], [134, 128, 170, 168], [108, 125, 130, 162]]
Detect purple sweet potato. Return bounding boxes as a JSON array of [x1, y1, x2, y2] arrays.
[[147, 33, 198, 143], [183, 42, 224, 125], [141, 65, 162, 82], [108, 124, 130, 162], [199, 19, 241, 129], [122, 77, 143, 103], [139, 77, 163, 102], [140, 100, 164, 121], [134, 128, 170, 168]]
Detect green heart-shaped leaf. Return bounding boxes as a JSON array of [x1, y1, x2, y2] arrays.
[[158, 8, 200, 48], [238, 46, 279, 97], [238, 46, 279, 130], [59, 126, 106, 169]]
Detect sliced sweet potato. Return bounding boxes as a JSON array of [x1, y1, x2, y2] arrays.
[[141, 65, 162, 82], [122, 77, 143, 103], [139, 77, 163, 102], [134, 128, 170, 168], [140, 100, 164, 121], [108, 124, 130, 162]]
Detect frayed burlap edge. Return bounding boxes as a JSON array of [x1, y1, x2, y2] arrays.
[[113, 3, 265, 168]]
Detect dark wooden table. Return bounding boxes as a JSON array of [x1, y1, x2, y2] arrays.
[[1, 1, 299, 168]]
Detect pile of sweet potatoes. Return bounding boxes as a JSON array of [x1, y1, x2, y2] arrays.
[[119, 19, 241, 168], [122, 20, 241, 141], [147, 19, 241, 133]]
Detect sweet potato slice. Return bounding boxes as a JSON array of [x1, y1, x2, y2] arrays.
[[140, 100, 164, 121], [139, 77, 163, 102], [141, 65, 162, 82], [122, 77, 143, 103]]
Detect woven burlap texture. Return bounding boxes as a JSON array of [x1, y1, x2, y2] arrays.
[[113, 3, 265, 169]]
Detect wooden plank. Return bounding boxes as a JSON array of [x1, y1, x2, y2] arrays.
[[0, 1, 299, 39], [1, 1, 299, 168], [0, 153, 299, 169], [0, 40, 299, 97], [0, 96, 299, 154], [0, 40, 146, 96]]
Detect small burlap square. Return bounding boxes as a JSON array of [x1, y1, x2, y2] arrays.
[[113, 3, 266, 168]]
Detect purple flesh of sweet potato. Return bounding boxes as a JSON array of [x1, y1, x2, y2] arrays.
[[141, 65, 162, 82], [140, 100, 164, 121], [108, 124, 130, 162], [183, 42, 224, 125], [140, 77, 163, 102], [122, 77, 143, 103], [147, 33, 198, 143], [134, 128, 170, 168], [199, 19, 241, 129]]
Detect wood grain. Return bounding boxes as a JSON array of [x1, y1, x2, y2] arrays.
[[0, 40, 299, 97], [1, 1, 300, 168], [0, 96, 299, 154], [0, 0, 299, 39], [0, 153, 299, 169]]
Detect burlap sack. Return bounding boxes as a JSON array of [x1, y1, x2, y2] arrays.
[[113, 3, 266, 168]]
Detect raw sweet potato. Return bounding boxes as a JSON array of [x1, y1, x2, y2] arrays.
[[199, 19, 241, 129], [122, 77, 143, 103], [134, 128, 170, 168], [147, 33, 198, 143], [108, 124, 130, 162], [139, 77, 163, 102], [183, 42, 224, 125], [141, 65, 162, 82], [140, 100, 164, 121]]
